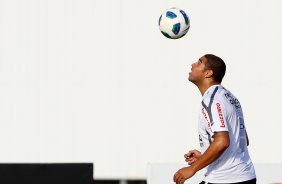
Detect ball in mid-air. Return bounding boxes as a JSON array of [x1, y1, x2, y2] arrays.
[[158, 8, 190, 39]]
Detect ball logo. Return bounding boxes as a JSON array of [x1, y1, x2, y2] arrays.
[[216, 103, 225, 128]]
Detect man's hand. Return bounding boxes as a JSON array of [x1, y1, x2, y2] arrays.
[[173, 132, 229, 183], [173, 166, 196, 184], [184, 149, 201, 165]]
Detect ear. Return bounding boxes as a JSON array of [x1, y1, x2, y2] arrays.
[[205, 69, 213, 78]]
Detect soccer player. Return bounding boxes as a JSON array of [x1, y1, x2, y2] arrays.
[[173, 54, 256, 184]]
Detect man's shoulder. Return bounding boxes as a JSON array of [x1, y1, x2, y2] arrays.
[[203, 85, 225, 99], [202, 86, 229, 107]]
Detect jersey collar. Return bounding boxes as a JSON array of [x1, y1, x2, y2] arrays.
[[202, 84, 222, 99]]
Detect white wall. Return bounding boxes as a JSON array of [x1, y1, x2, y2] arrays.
[[0, 0, 281, 180]]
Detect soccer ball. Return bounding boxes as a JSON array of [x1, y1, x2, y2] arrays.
[[158, 8, 190, 39]]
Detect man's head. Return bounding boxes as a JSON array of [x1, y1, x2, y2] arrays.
[[188, 54, 226, 85]]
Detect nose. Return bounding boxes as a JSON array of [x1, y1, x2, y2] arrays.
[[189, 63, 194, 71]]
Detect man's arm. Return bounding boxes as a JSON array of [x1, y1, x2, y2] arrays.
[[173, 131, 229, 184], [190, 131, 229, 171]]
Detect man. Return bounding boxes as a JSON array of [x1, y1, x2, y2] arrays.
[[173, 54, 256, 184]]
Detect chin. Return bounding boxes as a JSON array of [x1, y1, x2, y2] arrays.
[[188, 76, 192, 82], [188, 77, 196, 84]]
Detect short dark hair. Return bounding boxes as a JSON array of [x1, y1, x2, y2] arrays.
[[204, 54, 226, 83]]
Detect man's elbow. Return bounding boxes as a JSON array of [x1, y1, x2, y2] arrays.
[[218, 136, 230, 150], [213, 131, 230, 151], [222, 139, 230, 149]]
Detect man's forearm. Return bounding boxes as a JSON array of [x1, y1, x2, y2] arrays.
[[190, 132, 230, 172]]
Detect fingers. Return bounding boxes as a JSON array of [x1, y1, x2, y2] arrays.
[[173, 171, 184, 184], [184, 149, 198, 158], [184, 151, 194, 158], [184, 150, 196, 162], [184, 149, 201, 160], [173, 171, 179, 183], [185, 157, 196, 165], [188, 158, 196, 165], [185, 157, 193, 162]]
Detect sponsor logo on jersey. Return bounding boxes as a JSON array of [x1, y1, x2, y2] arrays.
[[202, 108, 212, 130], [216, 103, 225, 128]]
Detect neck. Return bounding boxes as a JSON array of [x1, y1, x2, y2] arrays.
[[197, 81, 220, 96]]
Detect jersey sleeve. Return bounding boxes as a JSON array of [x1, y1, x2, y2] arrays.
[[210, 100, 229, 132]]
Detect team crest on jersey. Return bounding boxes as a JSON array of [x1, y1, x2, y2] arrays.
[[199, 134, 204, 147]]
